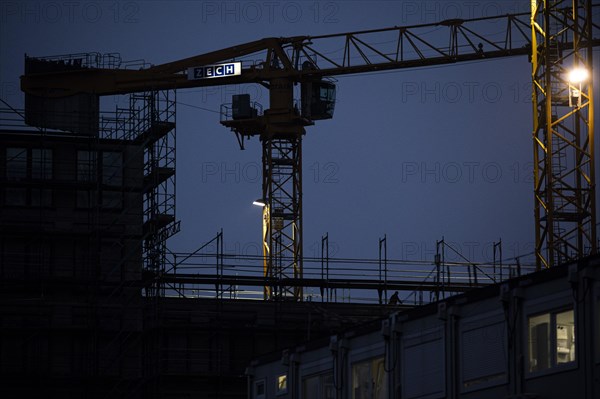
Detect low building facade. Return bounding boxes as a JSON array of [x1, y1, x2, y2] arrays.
[[249, 255, 600, 399]]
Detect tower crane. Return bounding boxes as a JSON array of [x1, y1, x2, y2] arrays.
[[20, 1, 599, 300]]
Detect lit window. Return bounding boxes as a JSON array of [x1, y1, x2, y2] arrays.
[[352, 357, 387, 399], [276, 374, 288, 395], [528, 313, 550, 371], [528, 309, 575, 373], [556, 310, 576, 364]]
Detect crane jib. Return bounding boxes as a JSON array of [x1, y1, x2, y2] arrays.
[[187, 62, 241, 80]]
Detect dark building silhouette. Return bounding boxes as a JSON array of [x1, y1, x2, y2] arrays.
[[0, 106, 391, 398], [0, 116, 146, 396]]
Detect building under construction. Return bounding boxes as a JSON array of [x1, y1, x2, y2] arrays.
[[0, 95, 403, 398], [1, 1, 599, 398], [0, 102, 556, 398]]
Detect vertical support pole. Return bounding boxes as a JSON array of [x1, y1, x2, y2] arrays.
[[493, 239, 502, 282], [321, 234, 325, 302], [321, 233, 329, 302], [435, 238, 443, 301], [326, 236, 329, 301], [379, 234, 387, 304], [443, 239, 449, 295], [216, 229, 223, 299]]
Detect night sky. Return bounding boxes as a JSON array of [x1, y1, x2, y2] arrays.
[[2, 1, 599, 287]]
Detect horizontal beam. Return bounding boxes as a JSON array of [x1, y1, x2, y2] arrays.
[[24, 10, 600, 97], [160, 273, 488, 292]]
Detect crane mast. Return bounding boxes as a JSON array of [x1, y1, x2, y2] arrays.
[[20, 5, 598, 300], [531, 0, 597, 269], [258, 77, 307, 300]]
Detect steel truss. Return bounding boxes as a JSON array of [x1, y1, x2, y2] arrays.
[[261, 136, 303, 300], [531, 0, 597, 268]]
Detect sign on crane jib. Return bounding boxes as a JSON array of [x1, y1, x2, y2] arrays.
[[187, 62, 241, 80]]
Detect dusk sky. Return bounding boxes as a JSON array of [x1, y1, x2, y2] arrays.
[[2, 0, 598, 277]]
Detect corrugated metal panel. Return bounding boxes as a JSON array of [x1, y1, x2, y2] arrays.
[[402, 327, 445, 399], [461, 321, 506, 384]]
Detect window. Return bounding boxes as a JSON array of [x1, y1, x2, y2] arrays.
[[254, 379, 266, 399], [101, 152, 123, 209], [77, 190, 93, 209], [303, 372, 334, 399], [31, 188, 53, 207], [102, 151, 122, 186], [102, 190, 122, 209], [5, 148, 27, 205], [77, 150, 96, 182], [100, 239, 123, 280], [7, 148, 52, 180], [6, 148, 27, 180], [32, 149, 52, 179], [276, 374, 288, 395], [555, 310, 575, 364], [320, 85, 336, 102], [5, 187, 26, 206], [5, 148, 52, 207], [77, 151, 95, 208], [352, 357, 387, 399], [528, 309, 575, 373], [76, 150, 122, 209]]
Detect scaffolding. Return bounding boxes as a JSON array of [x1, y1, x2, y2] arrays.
[[164, 231, 538, 305], [100, 88, 178, 396], [0, 51, 178, 396]]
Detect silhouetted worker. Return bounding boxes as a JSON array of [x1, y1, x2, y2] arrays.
[[389, 291, 401, 305], [477, 42, 484, 55]]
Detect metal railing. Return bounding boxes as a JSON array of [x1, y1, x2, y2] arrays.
[[159, 232, 537, 305]]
